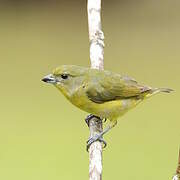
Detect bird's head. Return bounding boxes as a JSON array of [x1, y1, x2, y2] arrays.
[[42, 65, 87, 97]]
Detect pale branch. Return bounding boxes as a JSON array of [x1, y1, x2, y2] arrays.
[[173, 149, 180, 180], [87, 0, 105, 180], [88, 0, 104, 70], [89, 118, 103, 180]]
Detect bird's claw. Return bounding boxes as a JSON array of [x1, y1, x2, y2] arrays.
[[86, 134, 107, 151], [85, 114, 101, 127], [85, 114, 107, 151]]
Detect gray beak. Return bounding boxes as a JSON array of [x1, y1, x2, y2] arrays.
[[42, 74, 57, 84]]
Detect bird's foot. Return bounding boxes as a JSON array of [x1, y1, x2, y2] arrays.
[[85, 114, 101, 127], [86, 134, 107, 151]]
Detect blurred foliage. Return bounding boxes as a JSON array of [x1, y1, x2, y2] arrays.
[[0, 0, 179, 180]]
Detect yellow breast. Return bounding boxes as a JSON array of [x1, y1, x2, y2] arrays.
[[56, 84, 141, 121], [70, 91, 140, 121]]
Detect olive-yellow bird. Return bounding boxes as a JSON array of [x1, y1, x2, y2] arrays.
[[42, 65, 172, 149]]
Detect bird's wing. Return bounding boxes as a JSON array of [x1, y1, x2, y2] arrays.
[[86, 71, 150, 103]]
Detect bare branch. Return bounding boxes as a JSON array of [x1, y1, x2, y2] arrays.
[[87, 0, 104, 179], [176, 149, 180, 175], [88, 0, 104, 70], [89, 118, 103, 180], [173, 149, 180, 180]]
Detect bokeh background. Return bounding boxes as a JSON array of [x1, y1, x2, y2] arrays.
[[0, 0, 179, 179]]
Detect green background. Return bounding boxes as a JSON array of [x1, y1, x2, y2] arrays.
[[0, 0, 179, 179]]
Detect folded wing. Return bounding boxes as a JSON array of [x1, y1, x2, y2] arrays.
[[86, 71, 150, 103]]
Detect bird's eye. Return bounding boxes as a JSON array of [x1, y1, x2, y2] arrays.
[[61, 74, 68, 79]]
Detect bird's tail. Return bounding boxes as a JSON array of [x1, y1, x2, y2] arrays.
[[144, 87, 173, 99]]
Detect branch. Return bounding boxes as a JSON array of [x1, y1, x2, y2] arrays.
[[173, 149, 180, 180], [87, 0, 105, 180], [88, 0, 104, 70]]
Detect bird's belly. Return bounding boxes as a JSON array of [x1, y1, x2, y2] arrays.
[[70, 94, 139, 120]]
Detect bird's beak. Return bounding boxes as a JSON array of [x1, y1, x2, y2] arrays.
[[42, 74, 57, 84]]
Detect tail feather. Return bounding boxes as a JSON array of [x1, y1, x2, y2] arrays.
[[143, 87, 173, 98], [152, 88, 174, 94]]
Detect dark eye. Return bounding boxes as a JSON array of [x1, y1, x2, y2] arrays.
[[61, 74, 68, 79]]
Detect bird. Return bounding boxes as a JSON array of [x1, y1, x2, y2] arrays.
[[42, 65, 173, 150]]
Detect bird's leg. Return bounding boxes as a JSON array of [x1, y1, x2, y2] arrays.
[[85, 114, 107, 151], [86, 120, 117, 151], [85, 114, 101, 127]]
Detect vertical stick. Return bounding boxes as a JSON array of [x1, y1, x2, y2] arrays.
[[173, 149, 180, 180], [87, 0, 105, 180]]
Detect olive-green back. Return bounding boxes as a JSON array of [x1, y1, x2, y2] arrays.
[[85, 69, 150, 103]]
